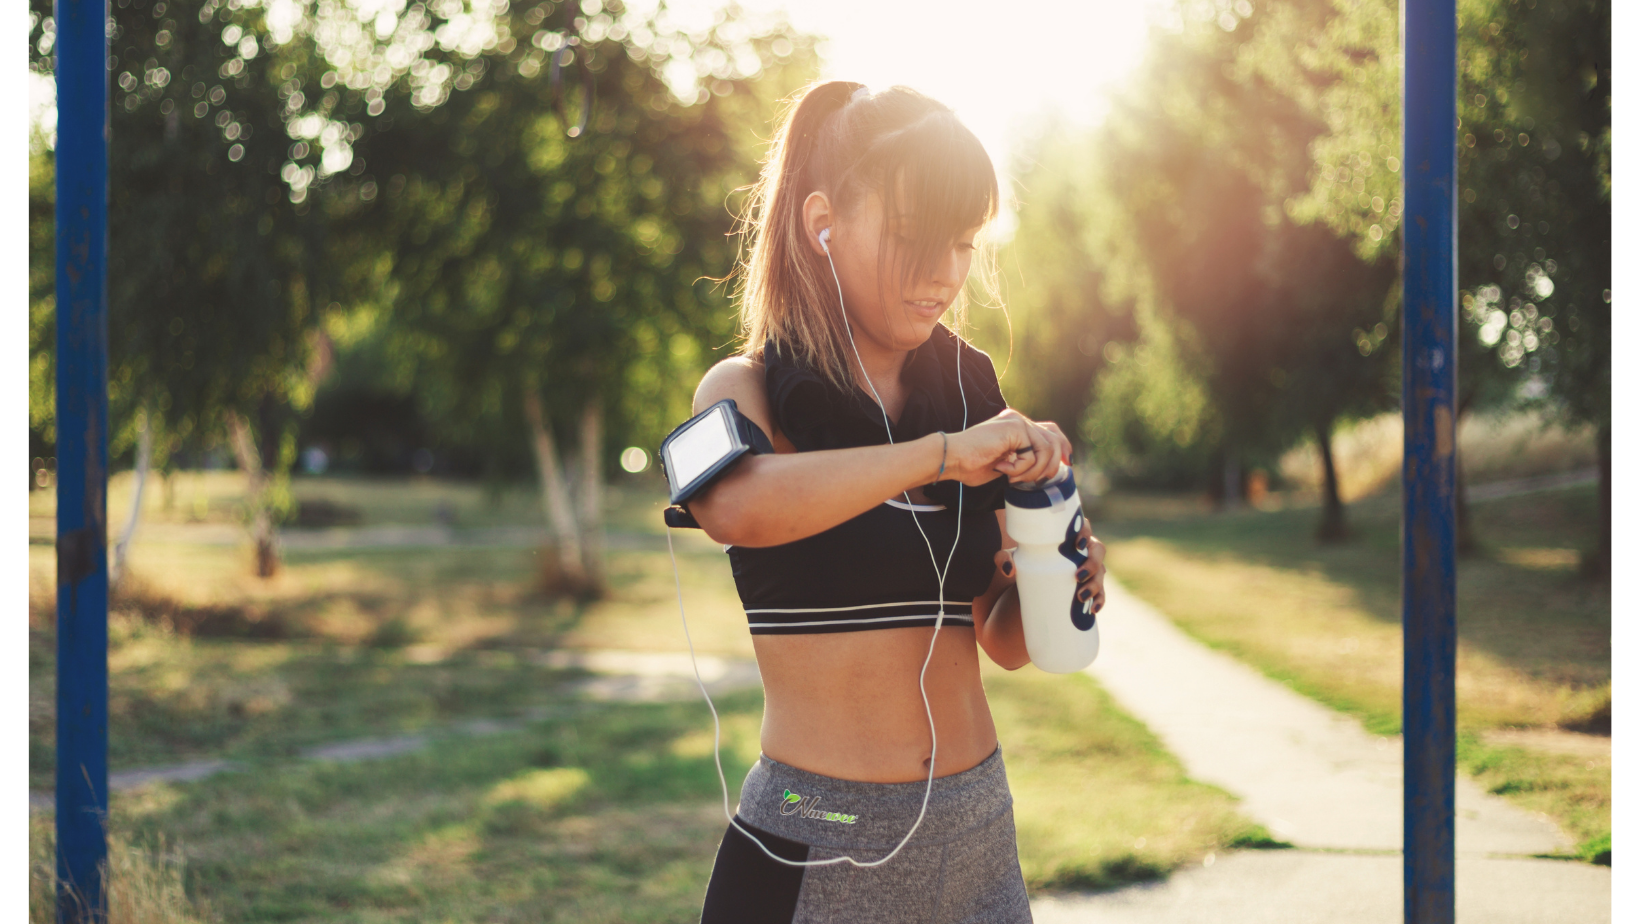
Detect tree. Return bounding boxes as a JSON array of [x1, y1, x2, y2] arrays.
[[1246, 0, 1610, 571], [31, 0, 816, 585], [1066, 2, 1399, 536], [322, 0, 816, 594], [1259, 222, 1399, 539], [1456, 0, 1610, 574], [29, 0, 344, 576]]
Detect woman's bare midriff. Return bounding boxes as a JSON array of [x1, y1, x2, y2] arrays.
[[753, 624, 998, 784]]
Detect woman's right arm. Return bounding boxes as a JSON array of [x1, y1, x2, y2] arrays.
[[684, 358, 1069, 548]]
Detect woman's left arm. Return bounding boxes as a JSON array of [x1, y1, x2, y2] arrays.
[[972, 509, 1108, 671]]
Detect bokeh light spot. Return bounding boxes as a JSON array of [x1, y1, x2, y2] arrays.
[[620, 447, 651, 474]]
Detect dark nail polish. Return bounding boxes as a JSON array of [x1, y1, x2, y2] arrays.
[[1078, 588, 1091, 601], [1001, 561, 1013, 576], [1077, 569, 1090, 581], [1094, 602, 1103, 614], [1078, 537, 1089, 551]]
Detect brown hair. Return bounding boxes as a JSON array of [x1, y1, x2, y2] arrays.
[[733, 82, 1001, 390]]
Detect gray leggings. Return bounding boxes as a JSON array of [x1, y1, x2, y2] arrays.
[[701, 747, 1033, 923]]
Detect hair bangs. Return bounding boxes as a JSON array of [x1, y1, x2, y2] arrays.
[[873, 112, 1000, 295]]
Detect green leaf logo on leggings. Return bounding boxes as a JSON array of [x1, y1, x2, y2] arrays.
[[778, 789, 857, 824]]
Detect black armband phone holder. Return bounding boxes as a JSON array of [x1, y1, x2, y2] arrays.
[[659, 399, 773, 529]]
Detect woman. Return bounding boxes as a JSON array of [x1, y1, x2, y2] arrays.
[[686, 82, 1108, 923]]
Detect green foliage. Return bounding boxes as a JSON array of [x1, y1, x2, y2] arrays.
[[1238, 0, 1404, 258], [1018, 4, 1397, 492], [30, 0, 817, 482], [1244, 0, 1611, 433], [29, 0, 344, 468], [323, 1, 819, 465], [27, 143, 54, 445], [1082, 304, 1217, 487], [1455, 0, 1609, 432]]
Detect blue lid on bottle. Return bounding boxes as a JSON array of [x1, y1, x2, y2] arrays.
[[1004, 466, 1078, 509]]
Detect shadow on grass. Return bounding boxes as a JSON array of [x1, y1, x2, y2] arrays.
[[28, 618, 587, 788], [1035, 854, 1168, 892]]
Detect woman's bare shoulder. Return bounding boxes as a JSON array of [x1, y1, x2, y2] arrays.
[[693, 354, 770, 421]]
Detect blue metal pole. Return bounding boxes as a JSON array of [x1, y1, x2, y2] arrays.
[[54, 0, 111, 919], [1401, 0, 1457, 922]]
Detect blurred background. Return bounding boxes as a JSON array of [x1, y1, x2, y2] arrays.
[[26, 0, 1609, 920]]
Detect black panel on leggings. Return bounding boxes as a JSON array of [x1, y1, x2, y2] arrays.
[[701, 818, 810, 924]]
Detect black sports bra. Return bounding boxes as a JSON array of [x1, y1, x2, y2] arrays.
[[728, 325, 1010, 635]]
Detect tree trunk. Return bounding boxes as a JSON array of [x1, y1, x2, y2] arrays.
[[1453, 395, 1478, 556], [1455, 447, 1477, 556], [1220, 453, 1241, 511], [110, 407, 154, 589], [577, 398, 605, 595], [1582, 421, 1611, 581], [523, 388, 587, 593], [225, 411, 279, 578], [1315, 418, 1348, 542]]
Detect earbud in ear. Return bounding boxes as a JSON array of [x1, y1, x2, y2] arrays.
[[818, 228, 831, 254]]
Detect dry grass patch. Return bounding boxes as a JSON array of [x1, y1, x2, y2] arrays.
[[1278, 409, 1598, 503], [30, 821, 217, 924]]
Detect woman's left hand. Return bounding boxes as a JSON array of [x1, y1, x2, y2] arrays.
[[991, 520, 1108, 615], [1074, 521, 1107, 617]]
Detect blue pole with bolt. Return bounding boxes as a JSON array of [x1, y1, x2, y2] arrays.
[[1401, 0, 1458, 921], [54, 0, 111, 919]]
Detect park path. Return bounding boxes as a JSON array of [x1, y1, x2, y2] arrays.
[[1029, 576, 1610, 924]]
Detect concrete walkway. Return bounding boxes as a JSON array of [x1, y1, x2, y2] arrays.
[[1030, 576, 1609, 923]]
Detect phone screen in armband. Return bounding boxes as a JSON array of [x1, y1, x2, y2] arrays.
[[661, 400, 754, 505]]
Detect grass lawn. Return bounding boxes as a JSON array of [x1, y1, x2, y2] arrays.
[[31, 473, 1266, 921], [31, 667, 1265, 922], [1093, 481, 1610, 861]]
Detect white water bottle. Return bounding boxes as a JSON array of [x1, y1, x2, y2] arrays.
[[1005, 464, 1099, 673]]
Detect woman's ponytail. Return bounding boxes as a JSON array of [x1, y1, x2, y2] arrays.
[[736, 81, 865, 385], [777, 81, 864, 192]]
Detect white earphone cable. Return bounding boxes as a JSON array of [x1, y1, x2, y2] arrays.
[[664, 233, 969, 869]]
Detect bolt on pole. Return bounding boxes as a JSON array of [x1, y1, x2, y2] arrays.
[[1401, 0, 1459, 922], [54, 0, 112, 920]]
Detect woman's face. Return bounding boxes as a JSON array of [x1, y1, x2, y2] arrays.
[[819, 189, 981, 355]]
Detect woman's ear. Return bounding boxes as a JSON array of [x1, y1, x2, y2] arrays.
[[802, 191, 833, 257]]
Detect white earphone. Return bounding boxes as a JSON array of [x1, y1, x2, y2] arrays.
[[665, 220, 968, 870]]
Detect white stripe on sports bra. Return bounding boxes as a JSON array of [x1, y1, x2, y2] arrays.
[[747, 613, 975, 630], [745, 600, 956, 615]]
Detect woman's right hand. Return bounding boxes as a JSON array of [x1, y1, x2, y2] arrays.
[[943, 409, 1073, 487]]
